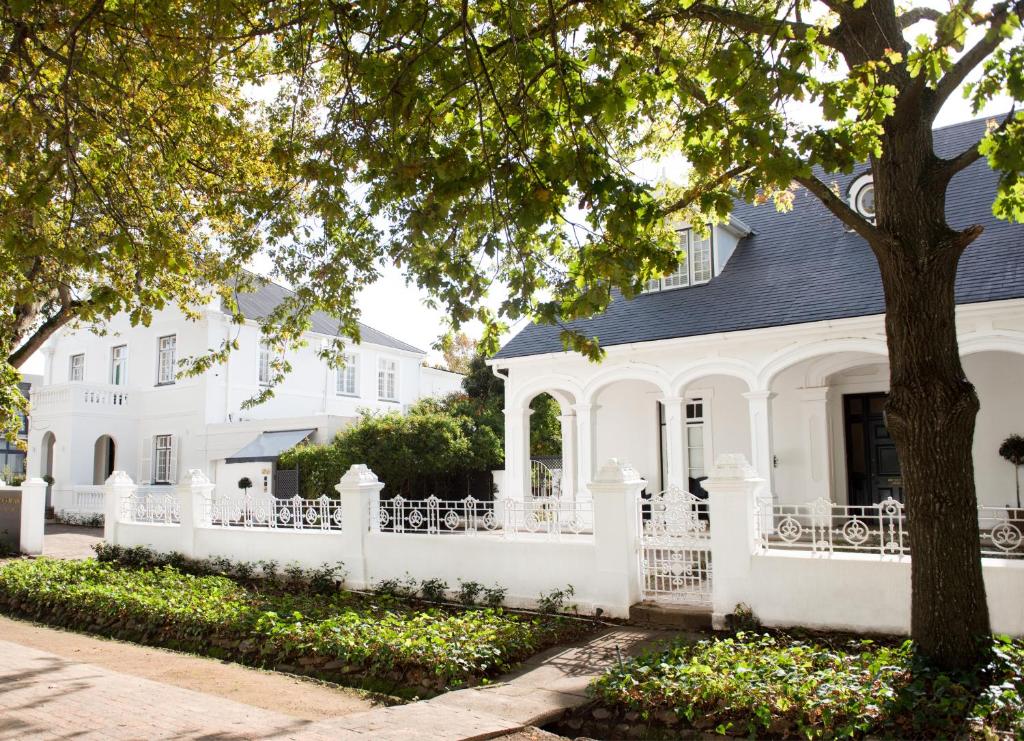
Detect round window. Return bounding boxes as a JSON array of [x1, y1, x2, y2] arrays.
[[855, 183, 875, 219]]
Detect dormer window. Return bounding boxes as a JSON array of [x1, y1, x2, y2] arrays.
[[645, 227, 714, 292], [849, 175, 876, 221]]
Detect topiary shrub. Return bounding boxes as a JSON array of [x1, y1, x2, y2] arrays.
[[237, 476, 253, 493], [998, 434, 1024, 509]]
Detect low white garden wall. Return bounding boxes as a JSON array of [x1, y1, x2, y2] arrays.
[[99, 456, 1024, 636]]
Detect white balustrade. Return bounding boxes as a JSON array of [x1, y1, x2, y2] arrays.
[[70, 485, 106, 514], [208, 492, 343, 530], [376, 494, 592, 539], [30, 383, 130, 414], [758, 498, 1024, 559]]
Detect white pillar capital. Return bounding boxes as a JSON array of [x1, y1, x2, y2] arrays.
[[743, 389, 776, 402], [798, 386, 830, 403]]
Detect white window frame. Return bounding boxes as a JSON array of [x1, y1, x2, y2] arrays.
[[110, 345, 127, 386], [153, 434, 173, 484], [156, 335, 177, 386], [644, 228, 715, 293], [683, 392, 714, 481], [69, 353, 85, 382], [258, 340, 272, 386], [377, 358, 398, 401], [336, 353, 358, 396]]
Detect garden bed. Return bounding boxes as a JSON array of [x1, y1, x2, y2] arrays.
[[553, 631, 1024, 739], [0, 556, 592, 698]]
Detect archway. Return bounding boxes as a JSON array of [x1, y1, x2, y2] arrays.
[[528, 392, 564, 497], [93, 435, 115, 485], [592, 378, 665, 492]]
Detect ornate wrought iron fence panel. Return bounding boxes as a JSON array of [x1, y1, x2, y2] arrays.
[[638, 487, 712, 605], [120, 491, 181, 524], [208, 493, 342, 530]]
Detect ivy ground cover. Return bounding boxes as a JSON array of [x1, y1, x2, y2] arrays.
[[0, 558, 589, 696], [587, 632, 1024, 738]]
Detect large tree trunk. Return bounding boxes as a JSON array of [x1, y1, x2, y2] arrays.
[[878, 224, 990, 670]]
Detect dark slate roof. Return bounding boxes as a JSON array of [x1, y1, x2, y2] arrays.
[[233, 275, 425, 354], [495, 116, 1024, 359]]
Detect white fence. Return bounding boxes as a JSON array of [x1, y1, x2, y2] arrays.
[[759, 497, 1024, 559], [99, 456, 1024, 634], [376, 494, 592, 538]]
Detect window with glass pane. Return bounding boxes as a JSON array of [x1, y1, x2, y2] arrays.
[[378, 358, 397, 400], [337, 354, 358, 395], [153, 434, 173, 483], [689, 232, 713, 283], [258, 341, 271, 386], [69, 354, 85, 382], [685, 398, 705, 479], [110, 345, 127, 385], [157, 335, 176, 384]]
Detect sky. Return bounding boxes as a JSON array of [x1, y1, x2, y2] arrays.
[[19, 16, 1016, 376]]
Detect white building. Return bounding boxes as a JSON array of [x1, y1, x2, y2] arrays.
[[27, 277, 463, 514], [490, 117, 1024, 514]]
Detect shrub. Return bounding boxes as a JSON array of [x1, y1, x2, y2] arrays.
[[589, 632, 1024, 738], [481, 584, 507, 609], [537, 585, 576, 614], [456, 580, 483, 606], [54, 511, 104, 528], [238, 476, 253, 492], [418, 578, 448, 603], [280, 406, 501, 499], [0, 558, 590, 695]]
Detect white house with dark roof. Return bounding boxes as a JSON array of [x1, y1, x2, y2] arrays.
[[490, 117, 1024, 515], [26, 277, 463, 516]]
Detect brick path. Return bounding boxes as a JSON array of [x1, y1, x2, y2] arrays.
[[42, 523, 103, 559]]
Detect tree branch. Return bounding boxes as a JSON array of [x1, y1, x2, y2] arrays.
[[934, 107, 1014, 184], [7, 299, 86, 369], [932, 0, 1021, 113], [678, 3, 820, 42], [898, 7, 943, 27], [795, 173, 887, 252]]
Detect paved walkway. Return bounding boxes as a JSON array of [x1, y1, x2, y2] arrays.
[[42, 523, 103, 559], [0, 616, 675, 739]]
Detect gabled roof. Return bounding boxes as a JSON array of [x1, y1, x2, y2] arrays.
[[495, 116, 1024, 360], [232, 275, 425, 355]]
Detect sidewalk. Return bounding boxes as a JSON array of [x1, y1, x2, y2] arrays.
[[0, 616, 677, 739]]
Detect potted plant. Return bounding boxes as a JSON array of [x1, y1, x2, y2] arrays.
[[998, 434, 1024, 516], [237, 476, 253, 495]]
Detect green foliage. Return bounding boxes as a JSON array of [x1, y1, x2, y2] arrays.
[[237, 477, 253, 491], [280, 401, 502, 498], [590, 632, 1024, 738], [418, 578, 449, 603], [537, 585, 576, 615], [0, 557, 589, 693], [456, 580, 484, 606]]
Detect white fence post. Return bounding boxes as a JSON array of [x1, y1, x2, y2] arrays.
[[177, 470, 214, 557], [19, 478, 46, 555], [703, 453, 764, 629], [336, 465, 384, 589], [589, 458, 645, 618], [103, 471, 135, 545]]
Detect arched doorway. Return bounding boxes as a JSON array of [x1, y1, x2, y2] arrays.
[[528, 392, 564, 497], [93, 435, 115, 485]]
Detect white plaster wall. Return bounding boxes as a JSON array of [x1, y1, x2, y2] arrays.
[[594, 380, 661, 490], [688, 375, 752, 473], [420, 367, 465, 398], [744, 552, 1024, 636], [216, 462, 274, 496], [967, 351, 1024, 508]]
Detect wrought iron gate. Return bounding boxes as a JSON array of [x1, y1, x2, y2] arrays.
[[638, 487, 712, 605]]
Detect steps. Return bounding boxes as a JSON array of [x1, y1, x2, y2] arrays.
[[629, 602, 712, 630]]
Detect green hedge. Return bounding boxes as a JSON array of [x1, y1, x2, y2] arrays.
[[584, 632, 1024, 738], [280, 405, 502, 498], [0, 558, 589, 697]]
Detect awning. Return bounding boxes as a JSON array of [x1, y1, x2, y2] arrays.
[[224, 429, 316, 464]]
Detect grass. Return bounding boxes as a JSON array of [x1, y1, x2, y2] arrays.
[[0, 557, 591, 696], [589, 631, 1024, 738]]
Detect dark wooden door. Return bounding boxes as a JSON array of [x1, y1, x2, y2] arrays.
[[843, 393, 904, 507]]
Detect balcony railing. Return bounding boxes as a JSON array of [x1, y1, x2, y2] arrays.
[[31, 383, 131, 415]]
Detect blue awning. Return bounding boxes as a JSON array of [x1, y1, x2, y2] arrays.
[[224, 429, 315, 464]]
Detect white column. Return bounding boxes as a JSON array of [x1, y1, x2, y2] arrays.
[[176, 469, 214, 557], [589, 458, 646, 618], [336, 464, 384, 590], [799, 387, 831, 501], [660, 396, 685, 490], [702, 454, 764, 629], [743, 390, 775, 496], [19, 478, 46, 555], [558, 412, 578, 498], [574, 402, 599, 500], [503, 406, 530, 501], [103, 470, 135, 545]]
